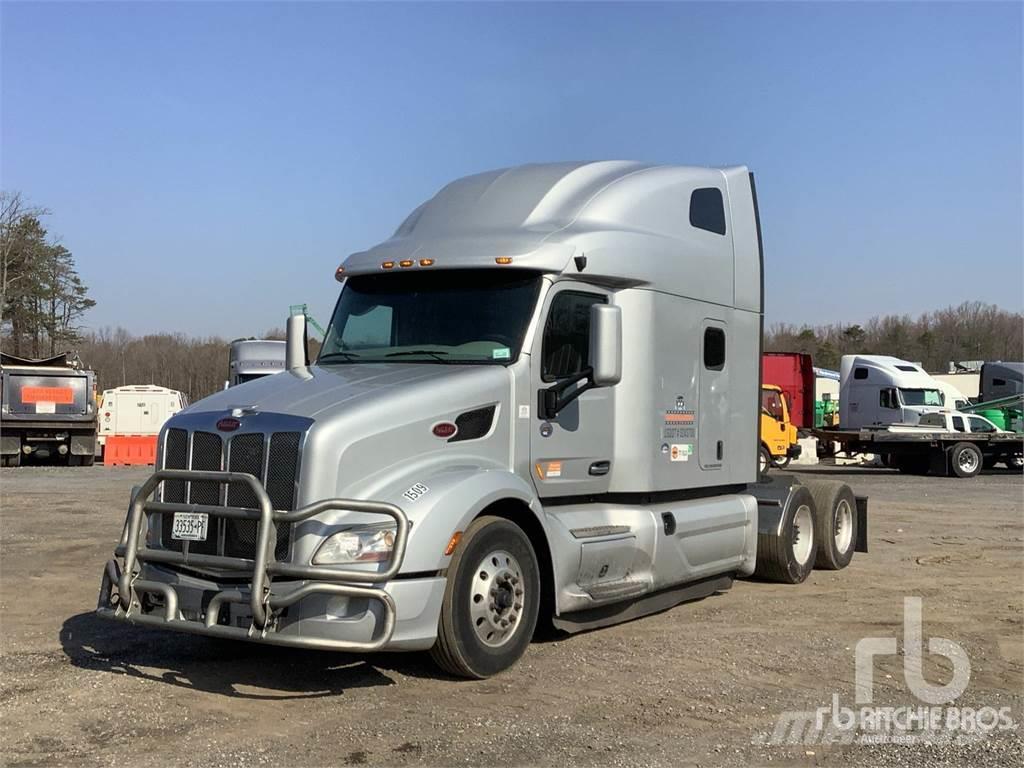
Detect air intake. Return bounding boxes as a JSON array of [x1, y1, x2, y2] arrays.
[[449, 405, 496, 443]]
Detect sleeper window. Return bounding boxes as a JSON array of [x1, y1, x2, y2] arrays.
[[689, 188, 727, 236], [541, 292, 605, 381], [704, 327, 726, 370]]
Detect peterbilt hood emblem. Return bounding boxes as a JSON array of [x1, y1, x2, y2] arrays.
[[216, 417, 241, 432]]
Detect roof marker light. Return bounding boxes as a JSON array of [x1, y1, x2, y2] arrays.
[[418, 259, 435, 267], [399, 260, 414, 268], [495, 257, 513, 265], [381, 261, 395, 269], [334, 265, 345, 281]]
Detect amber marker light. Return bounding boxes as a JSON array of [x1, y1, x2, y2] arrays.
[[495, 257, 513, 265], [419, 259, 435, 267], [381, 261, 395, 269], [444, 531, 463, 556], [399, 259, 414, 268], [334, 265, 345, 281]]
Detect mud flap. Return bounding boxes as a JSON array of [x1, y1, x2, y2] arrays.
[[855, 495, 869, 553]]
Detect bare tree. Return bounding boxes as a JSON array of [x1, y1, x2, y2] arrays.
[[0, 192, 49, 339]]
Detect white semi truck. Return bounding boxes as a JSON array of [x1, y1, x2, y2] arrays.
[[98, 162, 868, 677]]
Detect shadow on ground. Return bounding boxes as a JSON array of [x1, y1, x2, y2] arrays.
[[59, 611, 447, 698]]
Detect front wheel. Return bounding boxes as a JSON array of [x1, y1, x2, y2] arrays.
[[430, 516, 540, 678], [758, 446, 772, 477], [772, 455, 792, 469]]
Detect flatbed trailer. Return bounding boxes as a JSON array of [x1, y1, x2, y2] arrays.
[[812, 426, 1023, 478]]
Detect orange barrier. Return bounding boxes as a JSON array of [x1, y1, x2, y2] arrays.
[[103, 435, 158, 466]]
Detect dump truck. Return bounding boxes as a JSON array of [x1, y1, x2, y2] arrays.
[[98, 162, 868, 678], [1, 352, 97, 466]]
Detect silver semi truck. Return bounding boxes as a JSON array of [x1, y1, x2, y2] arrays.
[[98, 162, 868, 677]]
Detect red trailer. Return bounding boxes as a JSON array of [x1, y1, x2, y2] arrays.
[[762, 352, 815, 428]]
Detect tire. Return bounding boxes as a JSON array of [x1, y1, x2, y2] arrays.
[[803, 479, 858, 570], [949, 442, 983, 479], [758, 446, 772, 477], [754, 484, 818, 584], [772, 455, 792, 469], [430, 516, 540, 678]]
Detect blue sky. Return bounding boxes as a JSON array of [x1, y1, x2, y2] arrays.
[[2, 1, 1021, 337]]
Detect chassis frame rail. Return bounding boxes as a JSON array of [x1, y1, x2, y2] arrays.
[[98, 468, 409, 651]]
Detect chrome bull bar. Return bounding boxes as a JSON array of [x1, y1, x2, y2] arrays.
[[97, 468, 409, 651]]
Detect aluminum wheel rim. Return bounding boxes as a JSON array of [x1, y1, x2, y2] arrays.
[[469, 549, 524, 648], [759, 452, 768, 474], [792, 504, 814, 566], [958, 449, 979, 474], [834, 499, 853, 554]]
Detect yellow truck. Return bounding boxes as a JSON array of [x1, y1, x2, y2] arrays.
[[760, 384, 801, 474]]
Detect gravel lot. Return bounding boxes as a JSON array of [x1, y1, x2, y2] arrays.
[[1, 464, 1021, 767]]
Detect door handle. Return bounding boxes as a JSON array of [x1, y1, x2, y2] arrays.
[[588, 460, 610, 476], [716, 441, 724, 461]]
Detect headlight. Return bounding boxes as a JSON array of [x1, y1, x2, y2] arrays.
[[313, 524, 396, 565]]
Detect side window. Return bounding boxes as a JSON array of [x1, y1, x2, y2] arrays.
[[854, 367, 869, 380], [879, 388, 895, 409], [968, 417, 996, 433], [952, 416, 965, 432], [340, 304, 393, 349], [993, 378, 1006, 386], [703, 327, 726, 371], [541, 291, 605, 381], [689, 188, 727, 235]]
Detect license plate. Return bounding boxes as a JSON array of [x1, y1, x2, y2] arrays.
[[171, 512, 209, 541], [35, 402, 56, 414]]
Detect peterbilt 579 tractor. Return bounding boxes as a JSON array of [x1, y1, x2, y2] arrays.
[[99, 162, 867, 678]]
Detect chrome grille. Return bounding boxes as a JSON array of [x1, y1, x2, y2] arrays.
[[159, 426, 302, 562]]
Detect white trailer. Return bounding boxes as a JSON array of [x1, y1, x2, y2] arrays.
[[98, 386, 187, 447]]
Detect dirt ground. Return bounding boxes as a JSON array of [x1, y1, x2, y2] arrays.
[[1, 463, 1021, 767]]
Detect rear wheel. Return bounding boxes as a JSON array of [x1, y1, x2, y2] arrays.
[[431, 516, 540, 678], [803, 479, 858, 570], [754, 485, 818, 584], [949, 442, 982, 478]]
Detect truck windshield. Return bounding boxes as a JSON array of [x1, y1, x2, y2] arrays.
[[898, 388, 943, 407], [318, 269, 543, 365]]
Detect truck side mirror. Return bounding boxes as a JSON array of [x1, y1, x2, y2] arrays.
[[538, 304, 622, 420], [286, 313, 309, 371], [590, 304, 622, 387]]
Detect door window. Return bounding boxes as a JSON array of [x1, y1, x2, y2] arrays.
[[541, 291, 605, 381], [952, 416, 965, 432], [967, 416, 997, 433]]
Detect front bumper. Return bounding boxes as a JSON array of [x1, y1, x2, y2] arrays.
[[97, 468, 422, 652], [786, 444, 802, 460]]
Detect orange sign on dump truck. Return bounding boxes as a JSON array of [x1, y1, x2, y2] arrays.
[[20, 386, 75, 404]]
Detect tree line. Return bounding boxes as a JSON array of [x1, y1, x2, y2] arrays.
[[1, 192, 95, 358], [765, 301, 1023, 371], [3, 191, 1020, 403]]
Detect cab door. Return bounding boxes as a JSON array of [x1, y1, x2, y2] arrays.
[[530, 284, 614, 497]]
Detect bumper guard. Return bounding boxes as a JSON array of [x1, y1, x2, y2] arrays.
[[97, 469, 409, 651]]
